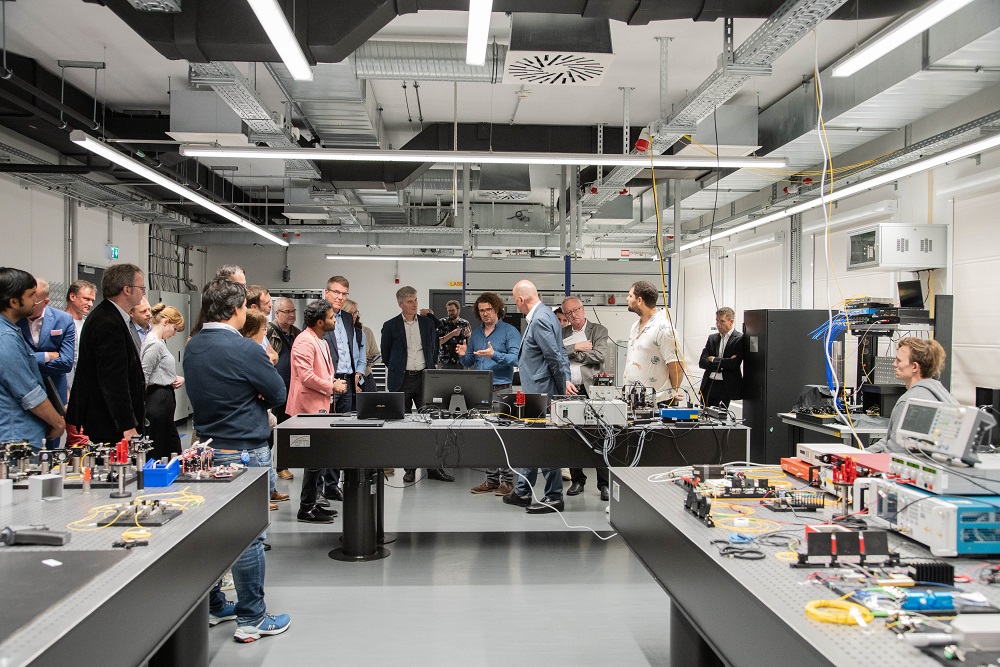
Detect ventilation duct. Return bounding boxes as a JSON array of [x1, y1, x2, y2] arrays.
[[504, 14, 614, 86], [478, 163, 531, 200], [353, 42, 505, 83]]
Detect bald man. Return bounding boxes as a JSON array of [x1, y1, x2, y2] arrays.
[[503, 280, 576, 514]]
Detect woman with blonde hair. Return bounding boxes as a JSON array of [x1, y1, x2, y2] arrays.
[[141, 303, 186, 461]]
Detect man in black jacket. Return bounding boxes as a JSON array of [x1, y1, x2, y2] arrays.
[[381, 285, 453, 483], [66, 263, 146, 444], [698, 306, 744, 410]]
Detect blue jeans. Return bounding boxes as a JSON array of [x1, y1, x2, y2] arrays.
[[209, 445, 272, 626], [513, 467, 563, 501], [209, 534, 267, 627], [214, 444, 276, 496]]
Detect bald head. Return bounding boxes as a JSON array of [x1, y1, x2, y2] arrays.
[[34, 279, 50, 300], [512, 280, 540, 315]]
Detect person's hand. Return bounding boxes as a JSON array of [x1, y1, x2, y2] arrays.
[[123, 428, 138, 438], [171, 376, 185, 388], [267, 346, 279, 366], [45, 351, 59, 362], [565, 381, 578, 396], [47, 418, 66, 440], [333, 379, 348, 394], [729, 355, 737, 359], [707, 355, 715, 362], [574, 340, 593, 353], [355, 373, 363, 392], [463, 326, 471, 338], [473, 342, 494, 358], [456, 341, 468, 357]]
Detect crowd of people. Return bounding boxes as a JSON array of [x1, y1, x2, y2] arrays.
[[0, 261, 957, 647]]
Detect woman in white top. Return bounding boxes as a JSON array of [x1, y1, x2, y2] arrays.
[[141, 304, 185, 461]]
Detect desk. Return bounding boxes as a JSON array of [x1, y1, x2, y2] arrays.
[[608, 467, 1000, 667], [277, 416, 749, 561], [0, 469, 268, 667], [779, 412, 887, 449]]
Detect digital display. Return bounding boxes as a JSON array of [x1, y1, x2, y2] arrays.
[[900, 403, 937, 435]]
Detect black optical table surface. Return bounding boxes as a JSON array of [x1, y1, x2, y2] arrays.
[[277, 414, 750, 468], [608, 467, 1000, 667], [0, 468, 268, 667]]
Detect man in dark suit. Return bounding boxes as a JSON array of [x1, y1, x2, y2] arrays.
[[381, 285, 453, 484], [17, 278, 75, 406], [504, 280, 576, 514], [66, 263, 147, 445], [698, 306, 744, 410]]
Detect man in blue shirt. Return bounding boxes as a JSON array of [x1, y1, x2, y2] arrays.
[[0, 268, 65, 449], [457, 292, 521, 496], [16, 278, 75, 407], [184, 277, 291, 643]]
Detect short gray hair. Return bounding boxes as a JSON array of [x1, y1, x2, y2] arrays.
[[396, 286, 417, 303], [716, 306, 735, 320]]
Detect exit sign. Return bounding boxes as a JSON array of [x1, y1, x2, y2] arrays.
[[105, 244, 120, 260]]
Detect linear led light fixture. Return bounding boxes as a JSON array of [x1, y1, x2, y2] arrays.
[[935, 165, 1000, 199], [680, 132, 1000, 251], [180, 145, 788, 170], [466, 0, 493, 66], [831, 0, 976, 78], [246, 0, 313, 81], [326, 255, 463, 262], [70, 130, 289, 247], [800, 200, 897, 234]]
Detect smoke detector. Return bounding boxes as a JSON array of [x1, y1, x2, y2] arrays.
[[504, 15, 614, 86]]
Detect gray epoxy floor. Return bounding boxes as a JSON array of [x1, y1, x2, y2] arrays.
[[207, 466, 672, 666]]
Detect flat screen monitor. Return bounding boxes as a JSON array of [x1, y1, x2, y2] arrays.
[[898, 280, 923, 308], [421, 369, 494, 414], [493, 392, 548, 419]]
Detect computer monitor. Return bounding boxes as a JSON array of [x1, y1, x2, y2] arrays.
[[421, 369, 494, 414], [494, 392, 548, 419], [898, 280, 923, 308]]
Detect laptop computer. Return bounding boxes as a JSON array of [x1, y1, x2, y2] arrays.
[[356, 392, 406, 420]]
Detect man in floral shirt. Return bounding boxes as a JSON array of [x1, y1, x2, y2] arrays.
[[623, 280, 684, 403], [436, 300, 470, 369]]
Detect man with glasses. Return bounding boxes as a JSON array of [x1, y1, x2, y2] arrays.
[[457, 292, 521, 496], [267, 297, 301, 481], [561, 295, 612, 501], [67, 263, 147, 445]]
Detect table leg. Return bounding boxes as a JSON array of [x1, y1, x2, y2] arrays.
[[329, 468, 389, 562], [149, 593, 208, 667], [376, 469, 396, 545], [669, 600, 723, 667]]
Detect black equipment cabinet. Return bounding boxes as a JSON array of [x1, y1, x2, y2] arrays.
[[743, 309, 839, 463]]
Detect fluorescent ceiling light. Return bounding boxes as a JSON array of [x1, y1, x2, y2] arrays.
[[246, 0, 313, 81], [801, 200, 897, 234], [282, 211, 331, 220], [831, 0, 976, 78], [466, 0, 493, 66], [727, 234, 780, 253], [326, 255, 463, 262], [680, 132, 1000, 251], [71, 130, 288, 247], [180, 145, 788, 170], [935, 166, 1000, 199]]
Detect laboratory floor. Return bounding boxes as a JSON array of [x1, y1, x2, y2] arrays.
[[207, 466, 672, 666]]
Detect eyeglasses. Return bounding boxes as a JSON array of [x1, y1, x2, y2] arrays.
[[326, 288, 349, 297], [477, 307, 494, 314], [128, 285, 147, 293], [563, 305, 584, 316], [277, 309, 297, 314]]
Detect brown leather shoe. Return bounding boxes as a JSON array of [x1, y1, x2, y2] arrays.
[[271, 490, 289, 502], [383, 468, 395, 476], [269, 502, 279, 511], [277, 469, 294, 480], [494, 481, 514, 496], [471, 480, 500, 494]]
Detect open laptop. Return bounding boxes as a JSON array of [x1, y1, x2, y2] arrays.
[[356, 392, 406, 420]]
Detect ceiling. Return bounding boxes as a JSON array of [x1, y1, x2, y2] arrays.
[[1, 0, 996, 256]]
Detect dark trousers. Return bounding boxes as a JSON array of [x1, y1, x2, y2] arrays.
[[145, 385, 180, 462], [273, 404, 291, 472], [321, 383, 355, 490], [570, 467, 610, 489], [402, 373, 424, 477], [702, 380, 731, 410]]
